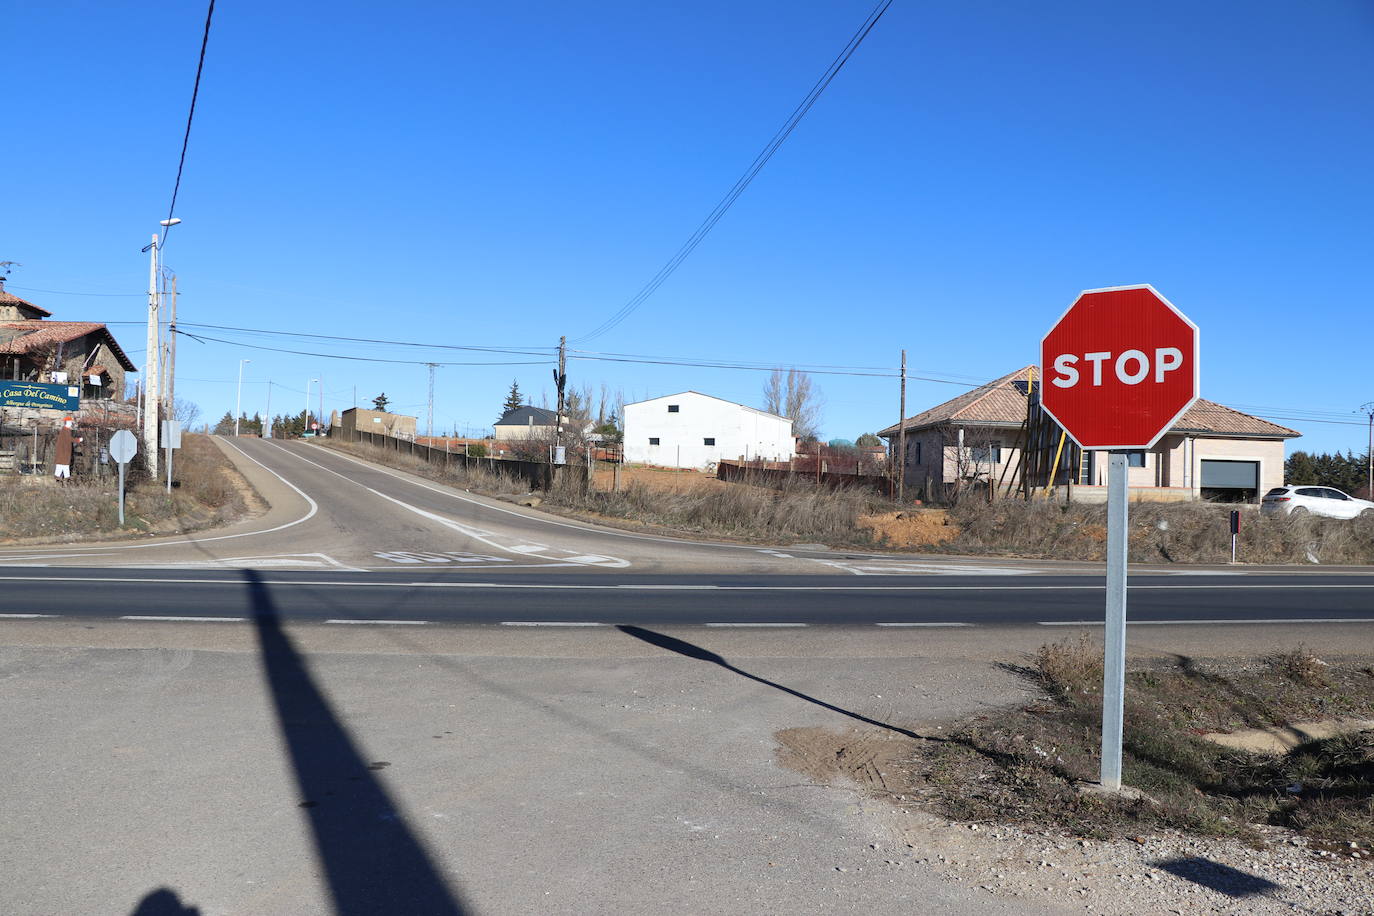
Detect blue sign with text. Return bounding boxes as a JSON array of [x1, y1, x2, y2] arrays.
[[0, 381, 81, 412]]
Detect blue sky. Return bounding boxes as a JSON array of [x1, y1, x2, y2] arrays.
[[6, 1, 1373, 451]]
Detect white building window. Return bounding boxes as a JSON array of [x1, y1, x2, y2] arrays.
[[703, 437, 715, 446], [648, 437, 660, 446], [667, 405, 679, 413]]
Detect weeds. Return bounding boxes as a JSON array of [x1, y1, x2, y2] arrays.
[[901, 641, 1374, 847], [943, 498, 1374, 564], [0, 433, 250, 542]]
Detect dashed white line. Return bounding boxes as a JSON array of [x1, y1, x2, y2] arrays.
[[500, 621, 609, 627], [704, 622, 807, 628], [120, 615, 245, 623], [0, 613, 57, 618], [325, 618, 429, 625], [875, 622, 974, 627]]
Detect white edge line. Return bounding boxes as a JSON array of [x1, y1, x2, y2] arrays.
[[120, 615, 246, 622], [325, 619, 429, 625], [0, 613, 57, 618], [1039, 618, 1374, 626]]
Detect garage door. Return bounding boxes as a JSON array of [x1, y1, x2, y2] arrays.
[[1201, 459, 1259, 489]]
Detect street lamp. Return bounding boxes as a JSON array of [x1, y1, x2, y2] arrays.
[[141, 217, 182, 477], [305, 378, 319, 436], [234, 359, 251, 437]]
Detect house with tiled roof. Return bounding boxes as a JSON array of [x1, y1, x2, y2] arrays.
[[0, 280, 138, 413], [879, 367, 1300, 503]]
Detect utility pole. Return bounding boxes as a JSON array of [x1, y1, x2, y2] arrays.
[[264, 381, 272, 438], [426, 363, 437, 438], [897, 349, 907, 503], [164, 276, 178, 423], [1361, 402, 1374, 498], [553, 336, 567, 449], [319, 377, 325, 434], [143, 233, 161, 477]]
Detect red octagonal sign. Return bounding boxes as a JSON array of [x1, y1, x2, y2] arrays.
[[1040, 285, 1199, 451]]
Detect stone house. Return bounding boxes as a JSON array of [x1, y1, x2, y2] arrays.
[[0, 282, 138, 419]]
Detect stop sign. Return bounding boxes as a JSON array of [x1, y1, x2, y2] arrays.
[[1040, 285, 1198, 450]]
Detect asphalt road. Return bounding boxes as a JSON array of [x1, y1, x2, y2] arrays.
[[4, 438, 1373, 916], [1, 437, 1371, 629], [3, 567, 1374, 627]]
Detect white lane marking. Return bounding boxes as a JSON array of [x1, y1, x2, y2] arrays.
[[120, 615, 245, 622], [500, 621, 609, 627], [373, 550, 514, 565], [704, 622, 807, 627], [811, 558, 1035, 576], [325, 619, 429, 625], [265, 443, 630, 569], [132, 553, 365, 572], [5, 575, 1374, 592], [624, 584, 720, 590], [0, 613, 57, 618], [312, 442, 798, 554], [0, 438, 320, 560], [875, 622, 974, 627], [1039, 618, 1374, 626]]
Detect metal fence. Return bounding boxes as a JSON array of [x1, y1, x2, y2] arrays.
[[334, 427, 553, 490], [716, 459, 895, 497]]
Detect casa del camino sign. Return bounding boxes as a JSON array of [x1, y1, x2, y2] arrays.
[[0, 381, 81, 412]]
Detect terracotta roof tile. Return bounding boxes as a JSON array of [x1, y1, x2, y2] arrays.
[[0, 286, 52, 317], [879, 368, 1300, 440], [0, 321, 137, 372]]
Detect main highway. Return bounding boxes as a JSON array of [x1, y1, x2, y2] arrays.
[[0, 437, 1370, 630]]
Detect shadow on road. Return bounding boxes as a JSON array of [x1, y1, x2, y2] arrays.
[[616, 625, 931, 741], [129, 888, 201, 915], [245, 569, 468, 915]]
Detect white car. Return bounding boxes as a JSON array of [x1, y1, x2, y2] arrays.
[[1260, 485, 1374, 519]]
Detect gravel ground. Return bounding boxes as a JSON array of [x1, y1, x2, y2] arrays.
[[884, 809, 1373, 915]]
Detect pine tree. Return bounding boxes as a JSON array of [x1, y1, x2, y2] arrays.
[[502, 380, 524, 416], [372, 392, 390, 412], [212, 411, 235, 435], [1285, 450, 1317, 485]]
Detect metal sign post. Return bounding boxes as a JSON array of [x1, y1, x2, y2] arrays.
[[162, 420, 182, 494], [109, 429, 138, 525], [1101, 450, 1129, 789], [1039, 285, 1199, 793]]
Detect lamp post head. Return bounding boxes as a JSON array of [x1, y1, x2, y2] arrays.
[[159, 218, 182, 227]]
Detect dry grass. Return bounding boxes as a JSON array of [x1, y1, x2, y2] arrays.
[[545, 472, 889, 545], [322, 437, 894, 545], [0, 433, 251, 542], [944, 498, 1374, 565], [901, 640, 1374, 847], [320, 438, 530, 496]]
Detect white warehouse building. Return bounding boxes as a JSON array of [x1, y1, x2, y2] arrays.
[[623, 391, 795, 469]]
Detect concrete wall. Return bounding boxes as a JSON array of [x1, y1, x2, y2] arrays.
[[624, 392, 793, 469], [341, 408, 417, 440]]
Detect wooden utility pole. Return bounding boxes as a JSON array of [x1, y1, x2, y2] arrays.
[[554, 336, 567, 448], [896, 349, 907, 502]]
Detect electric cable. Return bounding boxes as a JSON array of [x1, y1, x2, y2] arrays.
[[570, 0, 895, 344], [159, 0, 216, 249]]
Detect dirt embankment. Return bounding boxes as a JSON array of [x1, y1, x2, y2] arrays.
[[0, 433, 261, 544]]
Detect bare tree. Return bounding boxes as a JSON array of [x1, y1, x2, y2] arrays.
[[763, 368, 823, 441], [172, 398, 202, 428]]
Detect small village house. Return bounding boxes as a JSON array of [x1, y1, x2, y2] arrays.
[[879, 367, 1300, 503], [623, 391, 794, 469]]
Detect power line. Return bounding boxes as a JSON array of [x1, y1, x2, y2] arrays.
[[570, 0, 895, 345], [175, 329, 555, 368], [160, 0, 217, 249], [6, 285, 144, 298]]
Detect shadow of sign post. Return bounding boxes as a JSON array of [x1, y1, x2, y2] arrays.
[[245, 570, 467, 915]]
